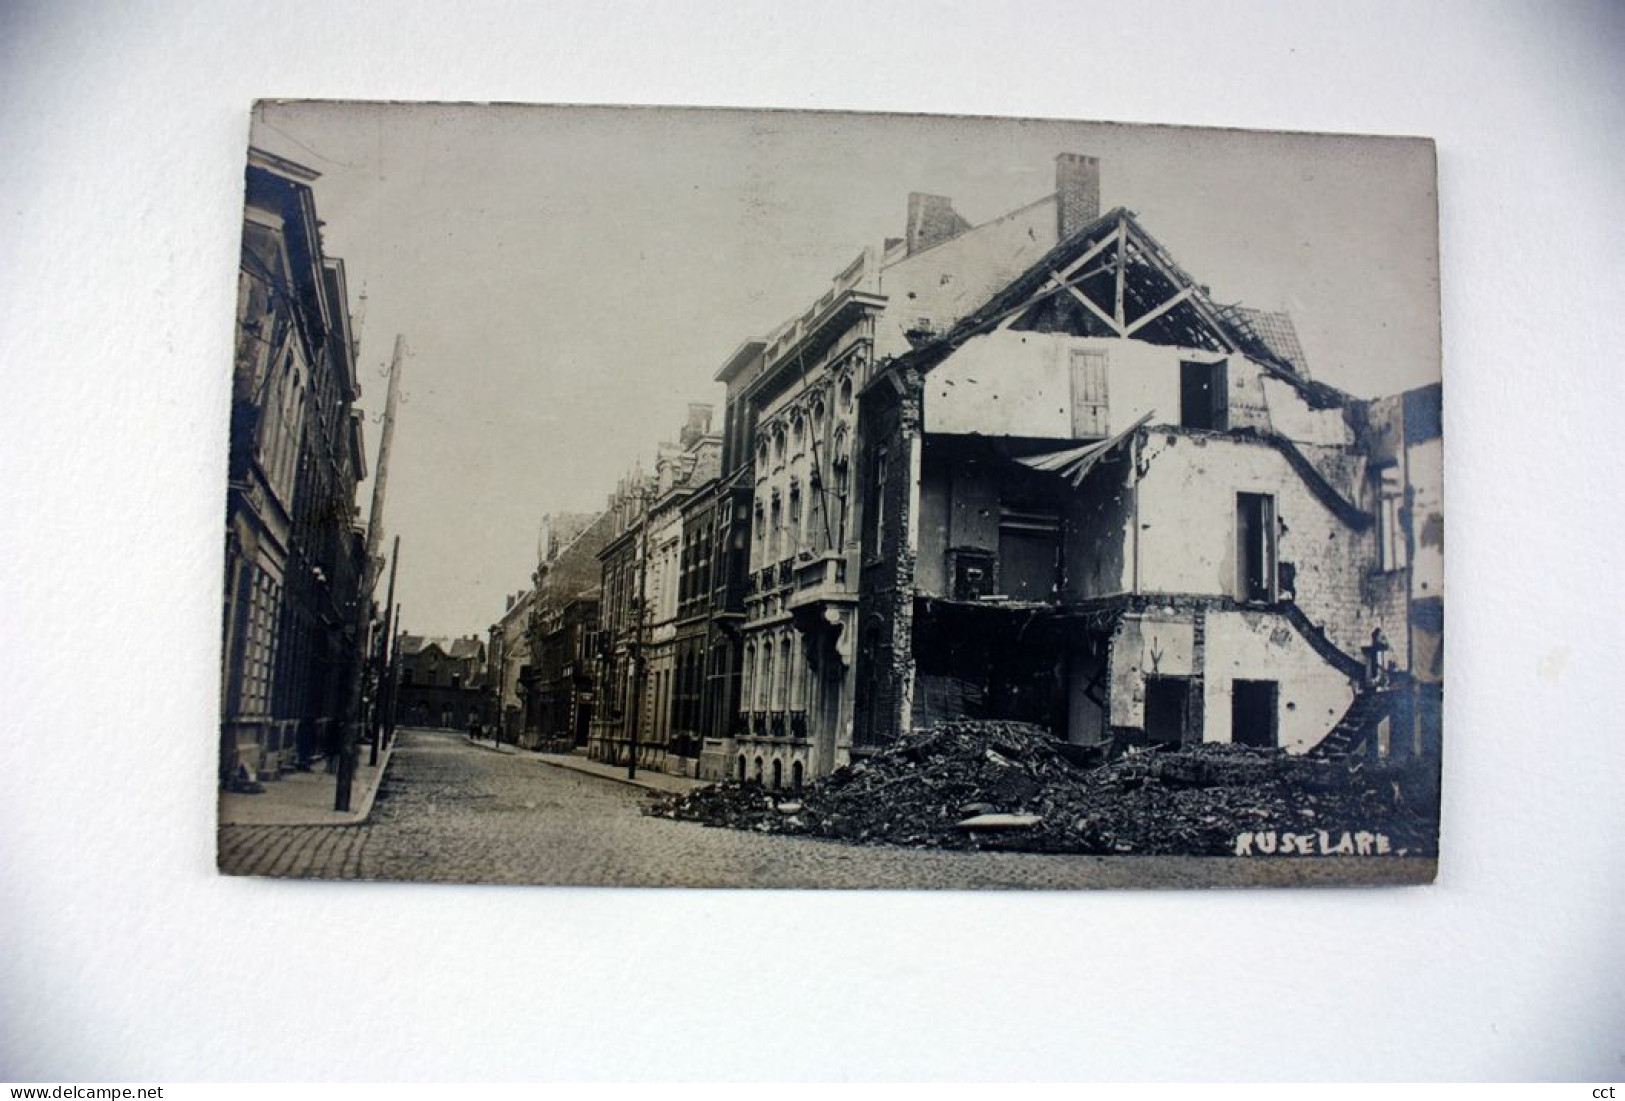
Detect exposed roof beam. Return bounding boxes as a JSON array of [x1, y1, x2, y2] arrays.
[[1124, 286, 1195, 337], [1053, 275, 1124, 336]]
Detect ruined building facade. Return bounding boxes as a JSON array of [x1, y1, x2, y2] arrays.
[[851, 202, 1442, 761], [524, 152, 1441, 789]]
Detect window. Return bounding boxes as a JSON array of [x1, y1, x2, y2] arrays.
[[790, 414, 805, 454], [865, 447, 889, 550], [788, 481, 802, 542], [1236, 492, 1277, 602], [1180, 359, 1229, 430], [1069, 349, 1108, 437], [776, 634, 792, 710], [838, 376, 853, 413], [1375, 465, 1408, 572]]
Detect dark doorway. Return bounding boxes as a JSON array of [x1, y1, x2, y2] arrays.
[[1144, 676, 1193, 745], [1180, 359, 1229, 430], [1231, 680, 1278, 747]]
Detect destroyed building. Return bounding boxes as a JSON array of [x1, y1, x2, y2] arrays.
[[544, 151, 1441, 791], [850, 200, 1443, 762], [720, 158, 1093, 787]]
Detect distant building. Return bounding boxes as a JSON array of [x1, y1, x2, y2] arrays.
[[220, 148, 369, 785], [488, 589, 535, 742], [524, 509, 616, 750], [395, 635, 490, 730]]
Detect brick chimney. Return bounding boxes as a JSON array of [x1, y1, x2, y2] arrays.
[[1056, 153, 1101, 240], [905, 193, 972, 255], [680, 402, 713, 448]]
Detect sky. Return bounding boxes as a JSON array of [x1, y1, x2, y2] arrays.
[[247, 102, 1440, 640]]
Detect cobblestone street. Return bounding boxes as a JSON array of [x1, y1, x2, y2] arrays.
[[217, 728, 1433, 889]]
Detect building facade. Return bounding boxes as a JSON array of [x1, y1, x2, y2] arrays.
[[586, 409, 719, 772], [394, 635, 491, 730], [488, 588, 535, 743], [220, 147, 369, 786], [851, 196, 1437, 760], [726, 156, 1085, 788]]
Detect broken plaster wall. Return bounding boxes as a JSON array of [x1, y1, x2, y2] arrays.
[[1202, 610, 1355, 752], [874, 197, 1060, 360], [1107, 606, 1354, 753], [1135, 430, 1406, 667], [1408, 434, 1444, 604], [924, 330, 1354, 454], [925, 332, 1187, 440]]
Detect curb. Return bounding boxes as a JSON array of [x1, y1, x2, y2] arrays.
[[349, 737, 396, 824], [532, 756, 693, 797]]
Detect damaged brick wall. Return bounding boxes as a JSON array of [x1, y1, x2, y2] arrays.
[[853, 368, 925, 747]]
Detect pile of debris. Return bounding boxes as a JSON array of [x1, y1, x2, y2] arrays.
[[648, 720, 1439, 856]]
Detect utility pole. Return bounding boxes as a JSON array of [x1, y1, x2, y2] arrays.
[[369, 534, 400, 766], [386, 602, 402, 745], [338, 334, 404, 812]]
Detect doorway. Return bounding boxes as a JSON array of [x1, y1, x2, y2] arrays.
[[1144, 676, 1193, 746], [1231, 680, 1278, 747]]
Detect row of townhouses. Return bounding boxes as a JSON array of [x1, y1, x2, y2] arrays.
[[488, 152, 1443, 790], [220, 149, 372, 787]]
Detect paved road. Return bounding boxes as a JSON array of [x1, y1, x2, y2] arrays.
[[217, 728, 1433, 889]]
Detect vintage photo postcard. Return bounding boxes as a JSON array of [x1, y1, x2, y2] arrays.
[[216, 102, 1442, 889]]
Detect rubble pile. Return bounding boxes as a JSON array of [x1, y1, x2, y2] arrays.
[[649, 720, 1439, 856]]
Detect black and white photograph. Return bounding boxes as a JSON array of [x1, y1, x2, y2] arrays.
[[9, 0, 1625, 1084], [217, 102, 1443, 889]]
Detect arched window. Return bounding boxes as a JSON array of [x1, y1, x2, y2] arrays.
[[740, 643, 755, 716], [790, 413, 805, 454], [771, 759, 783, 791], [811, 398, 826, 435], [772, 424, 786, 463], [753, 756, 764, 783], [776, 634, 792, 711], [760, 642, 774, 712], [737, 754, 747, 781], [838, 375, 853, 413], [792, 761, 804, 791]]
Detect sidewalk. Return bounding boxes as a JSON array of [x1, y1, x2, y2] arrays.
[[467, 737, 704, 795], [218, 738, 394, 827]]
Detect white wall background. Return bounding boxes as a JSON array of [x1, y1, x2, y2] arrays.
[[1, 0, 1621, 1082]]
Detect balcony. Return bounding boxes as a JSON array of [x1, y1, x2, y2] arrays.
[[787, 551, 853, 612]]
